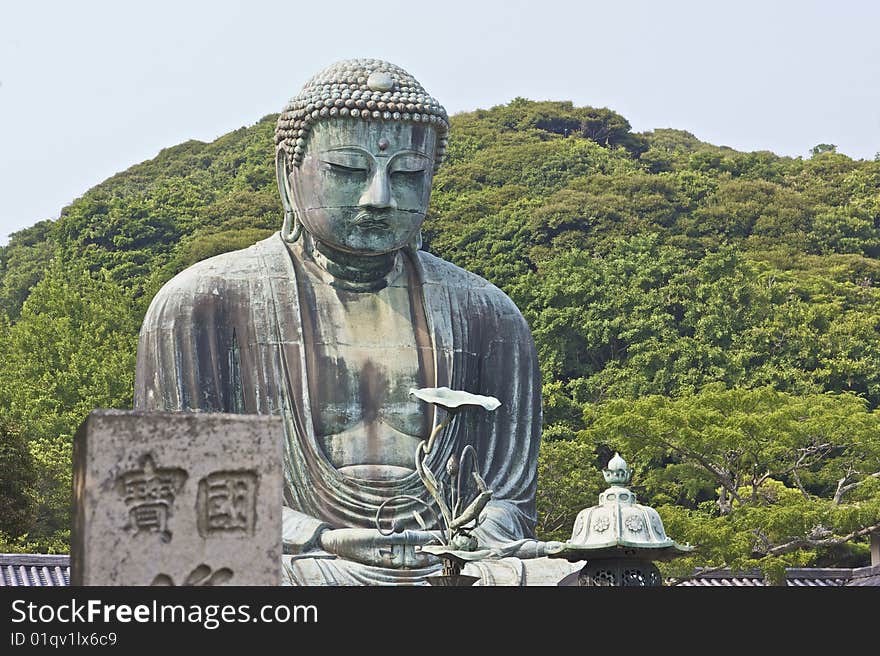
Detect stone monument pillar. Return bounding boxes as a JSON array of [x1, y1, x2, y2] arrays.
[[71, 410, 282, 586]]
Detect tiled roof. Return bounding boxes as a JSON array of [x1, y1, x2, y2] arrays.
[[0, 554, 70, 586], [559, 563, 879, 586], [674, 568, 854, 587], [1, 553, 877, 586]]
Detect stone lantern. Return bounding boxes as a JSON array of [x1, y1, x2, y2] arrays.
[[550, 453, 692, 586]]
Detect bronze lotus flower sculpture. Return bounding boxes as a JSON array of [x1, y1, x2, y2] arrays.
[[374, 388, 500, 552]]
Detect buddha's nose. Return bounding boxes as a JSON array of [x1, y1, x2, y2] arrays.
[[358, 167, 396, 209]]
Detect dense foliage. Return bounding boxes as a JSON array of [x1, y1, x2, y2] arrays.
[[1, 99, 878, 578]]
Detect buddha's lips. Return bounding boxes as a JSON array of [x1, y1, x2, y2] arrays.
[[353, 211, 390, 229]]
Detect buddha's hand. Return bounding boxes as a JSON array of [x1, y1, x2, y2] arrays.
[[318, 528, 441, 569]]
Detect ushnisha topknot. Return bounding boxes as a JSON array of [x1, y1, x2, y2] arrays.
[[274, 59, 449, 172]]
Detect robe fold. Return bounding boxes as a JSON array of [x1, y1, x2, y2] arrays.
[[134, 233, 545, 584]]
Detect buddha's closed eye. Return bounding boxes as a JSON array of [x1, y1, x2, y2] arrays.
[[391, 168, 423, 176], [321, 152, 370, 173], [391, 154, 428, 173], [325, 161, 368, 175]]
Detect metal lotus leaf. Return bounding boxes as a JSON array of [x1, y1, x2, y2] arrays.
[[409, 387, 501, 412]]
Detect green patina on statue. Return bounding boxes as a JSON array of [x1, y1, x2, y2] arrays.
[[134, 59, 575, 585]]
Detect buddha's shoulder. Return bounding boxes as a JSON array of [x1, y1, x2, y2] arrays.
[[147, 235, 284, 310], [415, 250, 487, 287]]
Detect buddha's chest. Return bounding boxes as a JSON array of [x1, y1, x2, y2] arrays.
[[299, 266, 433, 476], [307, 301, 428, 434]]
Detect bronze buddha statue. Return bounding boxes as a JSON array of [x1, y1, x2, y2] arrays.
[[134, 59, 573, 585]]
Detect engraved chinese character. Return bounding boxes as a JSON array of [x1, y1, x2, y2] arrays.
[[197, 470, 258, 537], [116, 454, 187, 542]]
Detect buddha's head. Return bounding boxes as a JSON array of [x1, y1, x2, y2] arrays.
[[275, 59, 449, 255]]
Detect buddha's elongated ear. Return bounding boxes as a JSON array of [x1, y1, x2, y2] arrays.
[[276, 148, 293, 214], [276, 149, 301, 243]]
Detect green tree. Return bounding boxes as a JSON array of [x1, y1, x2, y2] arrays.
[[566, 386, 880, 579], [0, 417, 37, 541], [0, 220, 57, 320], [0, 260, 138, 546], [810, 143, 838, 157]]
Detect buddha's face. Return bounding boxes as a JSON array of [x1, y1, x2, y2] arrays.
[[288, 120, 437, 254]]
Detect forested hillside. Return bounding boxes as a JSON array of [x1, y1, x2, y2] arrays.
[[2, 99, 878, 580]]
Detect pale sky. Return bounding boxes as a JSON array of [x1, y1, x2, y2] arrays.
[[1, 0, 879, 244]]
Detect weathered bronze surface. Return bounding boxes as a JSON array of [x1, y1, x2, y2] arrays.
[[134, 59, 575, 585]]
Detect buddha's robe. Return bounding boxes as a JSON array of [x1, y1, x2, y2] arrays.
[[134, 233, 571, 585]]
